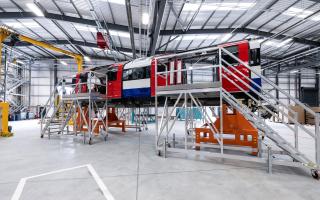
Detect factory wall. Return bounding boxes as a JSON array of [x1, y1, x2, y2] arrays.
[[264, 68, 318, 106]]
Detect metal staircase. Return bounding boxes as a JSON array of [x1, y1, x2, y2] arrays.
[[220, 47, 319, 167], [40, 81, 75, 139], [154, 45, 320, 177], [40, 71, 108, 144]]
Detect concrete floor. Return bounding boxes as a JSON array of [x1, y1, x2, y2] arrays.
[[0, 120, 319, 200]]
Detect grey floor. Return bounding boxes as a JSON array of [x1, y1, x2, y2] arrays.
[[0, 120, 319, 200]]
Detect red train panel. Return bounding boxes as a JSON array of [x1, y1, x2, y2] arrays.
[[107, 64, 122, 99], [220, 41, 250, 93]]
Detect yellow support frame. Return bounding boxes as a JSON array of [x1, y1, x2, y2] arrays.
[[0, 102, 12, 137]]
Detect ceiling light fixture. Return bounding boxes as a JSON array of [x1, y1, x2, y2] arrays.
[[60, 61, 67, 66], [142, 13, 149, 25], [290, 70, 299, 73], [26, 3, 44, 17], [16, 60, 25, 65], [84, 56, 91, 62]]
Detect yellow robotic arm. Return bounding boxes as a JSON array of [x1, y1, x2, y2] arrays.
[[0, 27, 83, 72]]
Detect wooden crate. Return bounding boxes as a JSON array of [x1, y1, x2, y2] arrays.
[[306, 107, 320, 125], [289, 105, 305, 124]]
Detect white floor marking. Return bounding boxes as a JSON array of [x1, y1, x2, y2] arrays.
[[11, 164, 115, 200], [87, 164, 115, 200]]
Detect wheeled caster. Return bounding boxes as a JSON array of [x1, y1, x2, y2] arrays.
[[40, 134, 44, 138], [311, 169, 319, 180], [157, 150, 161, 156]]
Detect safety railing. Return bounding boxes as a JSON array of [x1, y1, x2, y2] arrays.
[[220, 47, 320, 167]]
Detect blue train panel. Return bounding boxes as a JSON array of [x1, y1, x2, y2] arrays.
[[123, 88, 151, 98]]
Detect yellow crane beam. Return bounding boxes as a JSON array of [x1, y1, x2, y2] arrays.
[[0, 27, 83, 72]]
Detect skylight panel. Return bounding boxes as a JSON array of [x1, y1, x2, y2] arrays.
[[183, 2, 255, 12], [105, 0, 125, 5], [174, 34, 220, 40], [283, 7, 314, 19], [4, 22, 40, 29]]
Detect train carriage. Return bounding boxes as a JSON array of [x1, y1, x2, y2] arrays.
[[73, 39, 261, 104]]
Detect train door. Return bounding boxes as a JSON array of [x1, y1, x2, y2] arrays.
[[221, 42, 250, 92], [73, 73, 88, 93], [151, 58, 168, 96], [107, 64, 122, 99]]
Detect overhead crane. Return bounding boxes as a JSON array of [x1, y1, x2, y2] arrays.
[[0, 26, 84, 72]]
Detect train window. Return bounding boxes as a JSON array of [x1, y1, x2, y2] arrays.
[[123, 69, 132, 81], [146, 66, 150, 78], [249, 48, 261, 66], [123, 66, 150, 81], [107, 70, 118, 81], [157, 63, 167, 72], [222, 46, 239, 66]]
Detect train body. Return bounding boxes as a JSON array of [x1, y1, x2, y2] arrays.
[[73, 39, 261, 105]]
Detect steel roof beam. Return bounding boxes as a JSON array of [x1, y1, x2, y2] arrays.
[[149, 0, 167, 55], [0, 12, 138, 33], [160, 28, 320, 46], [125, 0, 136, 58], [37, 55, 122, 61], [4, 39, 139, 54], [1, 11, 320, 47]]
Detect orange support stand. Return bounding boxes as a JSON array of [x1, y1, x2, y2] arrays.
[[195, 104, 258, 155], [75, 107, 126, 134], [107, 108, 126, 132]]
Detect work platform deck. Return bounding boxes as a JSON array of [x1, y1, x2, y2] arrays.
[[62, 92, 107, 101], [157, 82, 222, 106], [157, 82, 221, 95]]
